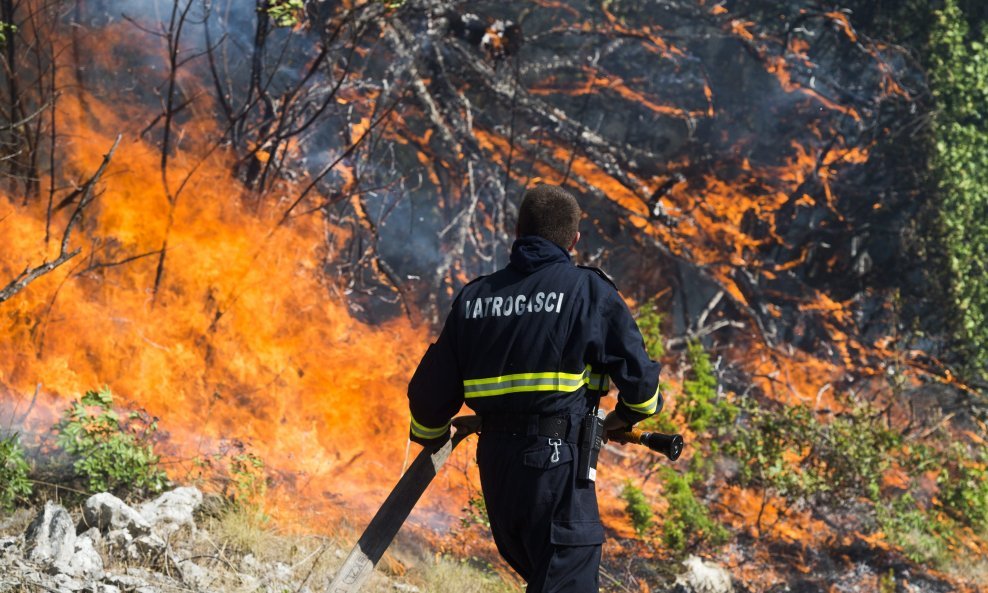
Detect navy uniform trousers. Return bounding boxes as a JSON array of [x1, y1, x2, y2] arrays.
[[477, 425, 604, 593]]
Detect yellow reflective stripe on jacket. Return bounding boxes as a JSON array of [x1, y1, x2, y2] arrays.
[[464, 365, 607, 398], [410, 415, 451, 440], [622, 384, 660, 415]]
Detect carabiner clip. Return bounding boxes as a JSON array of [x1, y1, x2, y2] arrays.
[[548, 438, 562, 463]]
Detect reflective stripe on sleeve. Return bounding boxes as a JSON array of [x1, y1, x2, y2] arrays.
[[621, 384, 660, 415], [410, 415, 451, 440], [464, 365, 607, 398]]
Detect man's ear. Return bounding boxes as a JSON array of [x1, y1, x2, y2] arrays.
[[568, 231, 581, 252]]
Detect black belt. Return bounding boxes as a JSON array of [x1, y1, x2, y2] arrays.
[[480, 413, 580, 443]]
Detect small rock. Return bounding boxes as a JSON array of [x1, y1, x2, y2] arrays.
[[673, 555, 734, 593], [197, 491, 226, 518], [81, 493, 152, 537], [125, 567, 168, 593], [130, 534, 166, 559], [104, 572, 150, 590], [79, 527, 103, 546], [174, 556, 212, 589], [51, 572, 86, 591], [138, 487, 202, 539], [0, 535, 21, 557], [66, 531, 105, 579], [24, 502, 76, 565], [107, 528, 133, 550], [82, 584, 121, 593]]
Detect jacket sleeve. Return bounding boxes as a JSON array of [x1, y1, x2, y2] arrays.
[[594, 284, 662, 426], [407, 305, 464, 446]]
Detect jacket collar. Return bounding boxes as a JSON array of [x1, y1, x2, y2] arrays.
[[509, 236, 571, 274]]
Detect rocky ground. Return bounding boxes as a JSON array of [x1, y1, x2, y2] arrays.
[[0, 488, 740, 593], [0, 488, 388, 593]]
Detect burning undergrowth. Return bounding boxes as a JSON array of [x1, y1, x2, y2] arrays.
[[1, 0, 985, 590]]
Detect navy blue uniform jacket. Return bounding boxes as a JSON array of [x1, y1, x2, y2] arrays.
[[408, 236, 662, 443]]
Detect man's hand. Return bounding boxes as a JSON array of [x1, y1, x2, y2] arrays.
[[451, 415, 482, 435], [602, 410, 631, 442]]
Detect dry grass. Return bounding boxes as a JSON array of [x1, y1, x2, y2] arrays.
[[193, 506, 521, 592], [943, 550, 988, 588], [402, 556, 521, 593]]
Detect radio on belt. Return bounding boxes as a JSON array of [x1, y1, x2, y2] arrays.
[[577, 409, 606, 482]]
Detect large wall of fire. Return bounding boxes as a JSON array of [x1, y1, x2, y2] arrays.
[[0, 0, 938, 531]]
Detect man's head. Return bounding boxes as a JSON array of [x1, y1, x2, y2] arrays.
[[516, 184, 581, 251]]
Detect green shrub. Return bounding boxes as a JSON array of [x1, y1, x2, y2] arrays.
[[681, 341, 735, 435], [637, 404, 679, 435], [937, 443, 988, 529], [724, 402, 820, 502], [225, 450, 267, 513], [54, 386, 168, 498], [461, 494, 490, 529], [0, 433, 32, 510], [636, 299, 665, 360], [660, 465, 727, 552], [928, 0, 988, 376], [621, 481, 653, 536], [188, 439, 269, 518], [879, 568, 896, 593], [806, 405, 901, 503], [876, 492, 951, 565]]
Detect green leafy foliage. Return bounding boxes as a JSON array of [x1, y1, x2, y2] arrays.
[[681, 341, 736, 435], [620, 481, 653, 536], [0, 20, 15, 46], [725, 401, 901, 506], [636, 403, 679, 435], [636, 299, 665, 360], [0, 433, 32, 510], [879, 568, 897, 593], [928, 0, 988, 376], [723, 393, 988, 566], [264, 0, 305, 28], [725, 402, 815, 501], [876, 492, 951, 565], [805, 406, 901, 503], [227, 451, 267, 510], [659, 464, 728, 552], [937, 443, 988, 529], [460, 494, 490, 529], [187, 441, 270, 519], [54, 386, 168, 498]]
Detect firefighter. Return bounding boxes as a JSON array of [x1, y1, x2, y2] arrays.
[[407, 183, 662, 592]]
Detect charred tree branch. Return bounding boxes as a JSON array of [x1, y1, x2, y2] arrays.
[[0, 135, 120, 304]]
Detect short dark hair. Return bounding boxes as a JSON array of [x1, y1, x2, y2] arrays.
[[517, 184, 581, 249]]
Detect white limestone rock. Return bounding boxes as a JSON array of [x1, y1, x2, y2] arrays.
[[81, 493, 151, 537], [24, 502, 76, 565], [673, 555, 734, 593], [138, 487, 202, 538]]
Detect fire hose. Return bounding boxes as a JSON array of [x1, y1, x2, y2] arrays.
[[328, 415, 684, 592], [608, 427, 684, 460]]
